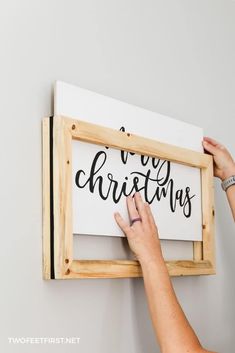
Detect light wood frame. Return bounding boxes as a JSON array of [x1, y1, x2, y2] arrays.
[[42, 115, 215, 279]]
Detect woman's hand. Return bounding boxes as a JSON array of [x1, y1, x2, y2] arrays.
[[115, 193, 215, 353], [114, 192, 163, 266], [202, 137, 235, 181]]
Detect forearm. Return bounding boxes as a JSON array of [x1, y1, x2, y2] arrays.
[[226, 185, 235, 221], [140, 254, 203, 353], [115, 194, 216, 353]]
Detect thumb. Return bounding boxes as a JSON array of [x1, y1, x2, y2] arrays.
[[202, 140, 218, 156]]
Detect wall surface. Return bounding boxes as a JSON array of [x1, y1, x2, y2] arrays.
[[0, 1, 234, 352]]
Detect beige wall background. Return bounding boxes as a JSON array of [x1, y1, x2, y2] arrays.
[[0, 1, 234, 352]]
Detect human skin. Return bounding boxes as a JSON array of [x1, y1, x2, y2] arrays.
[[202, 137, 235, 220], [114, 137, 234, 353], [114, 193, 216, 353]]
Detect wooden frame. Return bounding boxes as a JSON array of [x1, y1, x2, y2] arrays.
[[42, 115, 215, 279]]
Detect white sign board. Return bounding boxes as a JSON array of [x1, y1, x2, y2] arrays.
[[54, 81, 203, 241]]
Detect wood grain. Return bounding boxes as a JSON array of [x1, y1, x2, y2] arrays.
[[201, 160, 216, 271], [63, 116, 211, 169], [60, 259, 215, 279], [42, 118, 51, 279], [53, 116, 73, 278], [42, 115, 216, 279]]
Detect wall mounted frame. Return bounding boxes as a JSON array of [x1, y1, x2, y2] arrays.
[[42, 115, 215, 279]]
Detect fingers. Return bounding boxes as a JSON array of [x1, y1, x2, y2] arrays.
[[126, 196, 139, 221], [133, 192, 148, 224], [203, 136, 225, 150], [203, 137, 225, 155], [203, 136, 220, 147], [202, 139, 218, 155], [114, 212, 134, 237], [114, 192, 151, 236]]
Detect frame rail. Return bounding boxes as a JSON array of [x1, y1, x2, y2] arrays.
[[42, 115, 215, 279]]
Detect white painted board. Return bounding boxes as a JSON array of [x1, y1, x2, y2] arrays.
[[54, 81, 203, 241]]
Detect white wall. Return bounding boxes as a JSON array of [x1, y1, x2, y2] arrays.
[[1, 1, 234, 352]]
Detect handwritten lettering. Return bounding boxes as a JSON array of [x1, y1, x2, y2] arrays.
[[75, 146, 195, 218]]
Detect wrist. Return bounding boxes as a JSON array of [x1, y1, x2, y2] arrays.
[[221, 162, 235, 181], [221, 163, 235, 181], [221, 175, 235, 192], [138, 250, 165, 269], [140, 255, 169, 280]]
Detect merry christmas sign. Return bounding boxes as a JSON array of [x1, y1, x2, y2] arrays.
[[54, 81, 203, 241]]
